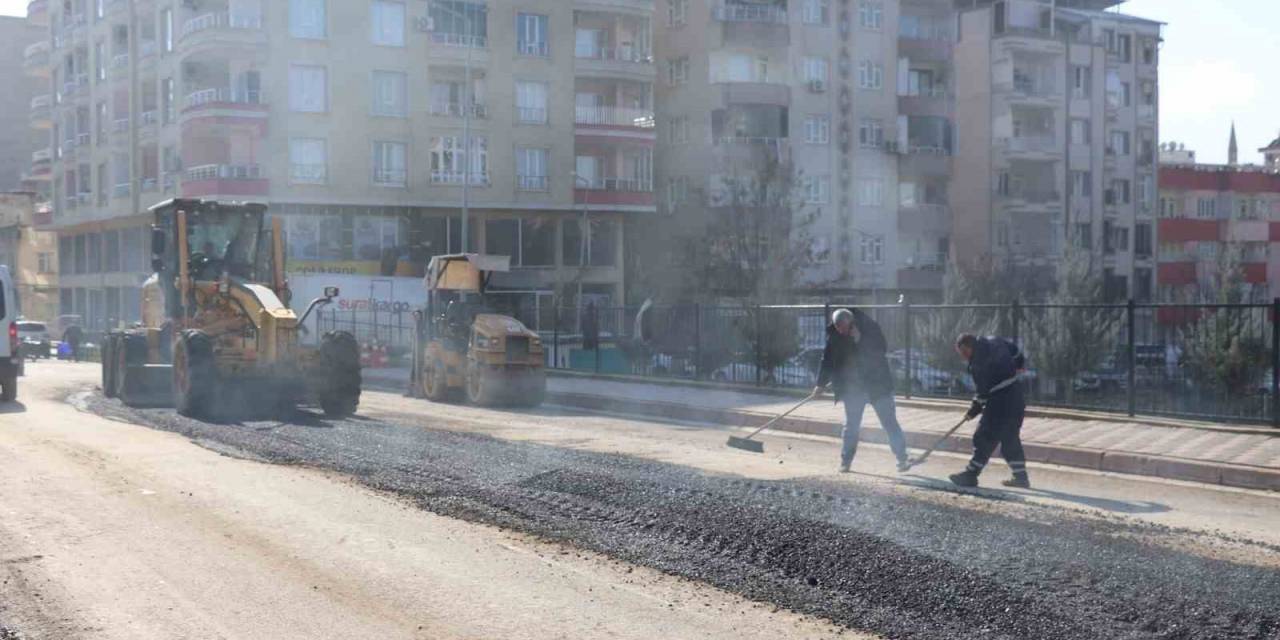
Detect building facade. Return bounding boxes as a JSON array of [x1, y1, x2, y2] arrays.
[[29, 0, 655, 332], [4, 14, 48, 194], [0, 192, 60, 323], [951, 0, 1160, 301], [1157, 136, 1280, 306]]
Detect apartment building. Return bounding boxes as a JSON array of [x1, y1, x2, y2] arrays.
[[0, 192, 59, 322], [1156, 136, 1280, 308], [4, 14, 48, 193], [29, 0, 655, 331], [951, 0, 1160, 301], [654, 0, 915, 299]]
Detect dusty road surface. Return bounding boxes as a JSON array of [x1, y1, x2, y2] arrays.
[[3, 361, 1280, 640]]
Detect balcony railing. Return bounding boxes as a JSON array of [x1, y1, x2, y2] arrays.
[[111, 53, 129, 69], [517, 175, 548, 191], [1003, 135, 1057, 153], [184, 87, 265, 109], [291, 163, 327, 184], [374, 169, 408, 186], [429, 32, 487, 48], [574, 106, 655, 128], [517, 41, 549, 57], [141, 110, 158, 125], [31, 149, 52, 163], [75, 132, 90, 147], [714, 136, 787, 146], [428, 102, 487, 118], [30, 94, 51, 110], [712, 2, 787, 24], [903, 252, 949, 269], [186, 163, 262, 181], [112, 183, 130, 198], [112, 118, 128, 133], [516, 107, 547, 124], [905, 144, 951, 156], [182, 12, 263, 39], [579, 177, 653, 192], [574, 45, 652, 64], [23, 41, 50, 68], [140, 177, 158, 192], [1004, 189, 1060, 204], [431, 171, 489, 185]]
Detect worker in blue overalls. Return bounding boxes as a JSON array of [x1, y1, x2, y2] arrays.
[[949, 333, 1031, 489]]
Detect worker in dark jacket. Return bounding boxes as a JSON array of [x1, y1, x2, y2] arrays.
[[949, 334, 1030, 488], [814, 308, 910, 473]]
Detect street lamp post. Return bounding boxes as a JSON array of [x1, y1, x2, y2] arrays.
[[433, 5, 478, 253], [572, 173, 590, 332]]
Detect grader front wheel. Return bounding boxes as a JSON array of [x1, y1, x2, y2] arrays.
[[319, 331, 361, 417], [465, 362, 505, 406]]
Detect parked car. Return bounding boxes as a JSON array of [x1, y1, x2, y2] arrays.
[[711, 347, 824, 387], [885, 350, 972, 394], [16, 321, 51, 360]]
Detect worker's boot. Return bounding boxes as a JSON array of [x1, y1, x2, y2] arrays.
[[896, 459, 912, 473], [1001, 472, 1031, 489], [949, 469, 980, 487], [838, 461, 851, 473]]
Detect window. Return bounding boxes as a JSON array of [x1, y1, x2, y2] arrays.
[[857, 178, 883, 206], [161, 8, 172, 53], [1070, 171, 1091, 197], [666, 176, 689, 212], [996, 223, 1009, 248], [1197, 241, 1217, 260], [516, 13, 548, 56], [720, 54, 769, 82], [669, 116, 689, 144], [429, 79, 484, 117], [289, 0, 325, 39], [667, 0, 687, 27], [858, 119, 883, 147], [96, 162, 107, 206], [1072, 66, 1090, 99], [1069, 118, 1090, 145], [859, 236, 883, 264], [1137, 175, 1153, 210], [563, 219, 617, 267], [515, 81, 548, 124], [94, 41, 105, 81], [290, 138, 327, 184], [1074, 223, 1092, 249], [804, 176, 830, 204], [372, 141, 407, 186], [289, 65, 328, 112], [1141, 38, 1156, 65], [1121, 82, 1131, 107], [667, 57, 689, 85], [1196, 197, 1216, 219], [371, 1, 405, 46], [857, 61, 883, 89], [371, 71, 407, 116], [430, 1, 489, 47], [485, 219, 555, 267], [161, 77, 174, 123], [802, 0, 829, 25], [350, 217, 402, 262], [858, 1, 882, 30], [95, 101, 107, 144], [803, 57, 829, 87], [1108, 131, 1130, 155], [1135, 223, 1152, 257], [430, 136, 488, 184], [516, 147, 548, 191], [804, 115, 830, 144], [38, 252, 53, 274], [1109, 179, 1131, 205], [1115, 34, 1132, 63]]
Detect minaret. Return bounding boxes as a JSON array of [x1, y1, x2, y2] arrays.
[[1228, 122, 1239, 166]]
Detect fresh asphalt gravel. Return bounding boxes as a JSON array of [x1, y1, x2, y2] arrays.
[[81, 394, 1280, 640]]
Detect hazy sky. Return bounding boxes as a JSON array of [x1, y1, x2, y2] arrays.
[[1, 0, 1274, 164]]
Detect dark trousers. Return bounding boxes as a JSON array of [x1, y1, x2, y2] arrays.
[[966, 387, 1028, 476]]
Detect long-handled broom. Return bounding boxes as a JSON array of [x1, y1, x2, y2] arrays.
[[900, 414, 972, 470], [725, 390, 820, 454]]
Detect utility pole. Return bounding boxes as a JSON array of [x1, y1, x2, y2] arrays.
[[458, 11, 474, 254]]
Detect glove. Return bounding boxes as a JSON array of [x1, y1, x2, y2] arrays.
[[965, 401, 983, 421]]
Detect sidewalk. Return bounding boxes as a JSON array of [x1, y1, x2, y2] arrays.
[[363, 367, 1280, 491]]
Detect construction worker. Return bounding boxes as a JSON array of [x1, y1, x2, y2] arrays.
[[949, 334, 1030, 489], [814, 308, 911, 473]]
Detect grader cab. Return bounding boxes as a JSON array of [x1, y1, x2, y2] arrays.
[[102, 198, 361, 418], [412, 254, 546, 407]]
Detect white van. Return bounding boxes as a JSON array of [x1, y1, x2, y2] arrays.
[[0, 266, 18, 401]]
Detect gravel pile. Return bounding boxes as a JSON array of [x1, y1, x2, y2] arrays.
[[86, 395, 1280, 640]]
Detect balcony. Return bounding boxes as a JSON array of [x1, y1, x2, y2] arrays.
[[23, 41, 50, 77], [182, 163, 268, 198], [898, 29, 952, 63], [719, 82, 791, 108], [714, 1, 789, 47], [430, 171, 488, 186], [575, 177, 654, 207], [898, 146, 952, 177], [574, 45, 655, 79], [110, 53, 129, 75], [29, 149, 52, 181], [897, 86, 950, 118], [898, 204, 951, 236], [179, 11, 266, 55], [426, 32, 490, 65], [290, 163, 327, 185], [26, 0, 48, 26], [574, 106, 655, 130], [111, 183, 131, 199], [898, 258, 947, 291], [29, 94, 52, 128], [517, 175, 548, 192], [180, 88, 269, 133], [427, 102, 487, 119], [1000, 135, 1059, 157], [1001, 188, 1061, 209]]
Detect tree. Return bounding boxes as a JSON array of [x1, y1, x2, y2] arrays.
[[633, 152, 828, 375], [1022, 250, 1123, 404], [1178, 248, 1268, 397], [914, 262, 1003, 382]]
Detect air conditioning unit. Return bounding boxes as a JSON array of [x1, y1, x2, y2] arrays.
[[414, 16, 435, 32], [808, 79, 826, 93]]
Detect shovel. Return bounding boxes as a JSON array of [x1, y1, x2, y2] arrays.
[[901, 414, 972, 470], [726, 390, 820, 454]]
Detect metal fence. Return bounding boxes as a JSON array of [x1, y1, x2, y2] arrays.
[[543, 301, 1280, 427]]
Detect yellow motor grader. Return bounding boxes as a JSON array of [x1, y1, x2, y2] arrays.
[[412, 254, 546, 407], [101, 198, 361, 418]]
